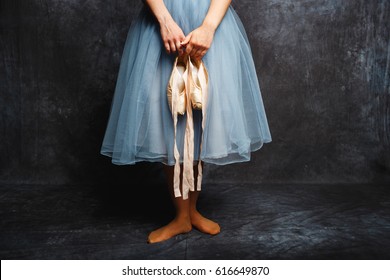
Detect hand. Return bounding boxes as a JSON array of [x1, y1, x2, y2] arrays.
[[181, 24, 215, 61], [159, 18, 186, 55]]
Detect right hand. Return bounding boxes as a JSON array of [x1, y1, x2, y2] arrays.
[[159, 18, 186, 56]]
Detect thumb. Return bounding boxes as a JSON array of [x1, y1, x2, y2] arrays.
[[180, 32, 192, 45]]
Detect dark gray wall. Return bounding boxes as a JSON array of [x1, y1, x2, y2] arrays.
[[1, 0, 389, 186]]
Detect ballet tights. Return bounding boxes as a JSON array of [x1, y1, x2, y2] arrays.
[[147, 162, 220, 244]]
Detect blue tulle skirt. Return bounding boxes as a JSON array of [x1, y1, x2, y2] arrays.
[[100, 0, 272, 166]]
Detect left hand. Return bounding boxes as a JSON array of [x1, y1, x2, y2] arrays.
[[180, 24, 215, 61]]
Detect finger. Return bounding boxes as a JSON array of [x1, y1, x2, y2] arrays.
[[197, 47, 208, 60], [176, 42, 184, 55], [195, 52, 202, 61], [189, 47, 198, 58], [164, 42, 171, 54], [195, 53, 203, 62], [178, 34, 186, 43], [177, 44, 183, 56], [181, 32, 192, 46], [192, 48, 201, 60], [185, 44, 193, 56], [170, 42, 176, 53], [200, 50, 207, 59]]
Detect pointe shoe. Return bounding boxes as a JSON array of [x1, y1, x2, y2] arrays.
[[167, 55, 188, 115], [188, 57, 209, 110]]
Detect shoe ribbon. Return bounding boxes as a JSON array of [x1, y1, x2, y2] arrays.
[[171, 56, 209, 199]]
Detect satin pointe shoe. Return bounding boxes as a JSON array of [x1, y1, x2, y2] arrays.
[[167, 55, 188, 115], [188, 57, 209, 110]]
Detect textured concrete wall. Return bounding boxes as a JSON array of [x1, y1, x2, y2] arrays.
[[1, 0, 389, 186]]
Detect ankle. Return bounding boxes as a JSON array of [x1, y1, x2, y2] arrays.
[[173, 215, 192, 231], [174, 213, 191, 222], [189, 208, 200, 218]]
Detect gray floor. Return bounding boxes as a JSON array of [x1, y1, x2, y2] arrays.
[[0, 181, 389, 259]]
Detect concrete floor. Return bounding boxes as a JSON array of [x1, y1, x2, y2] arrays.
[[0, 182, 389, 259]]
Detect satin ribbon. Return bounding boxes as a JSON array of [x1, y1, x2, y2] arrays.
[[170, 55, 209, 199]]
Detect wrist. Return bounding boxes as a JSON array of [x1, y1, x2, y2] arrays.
[[157, 14, 173, 26], [201, 18, 218, 33]]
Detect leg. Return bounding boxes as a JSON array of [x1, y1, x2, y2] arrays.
[[189, 161, 221, 235], [147, 164, 192, 243]]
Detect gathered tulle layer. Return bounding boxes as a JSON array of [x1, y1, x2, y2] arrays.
[[100, 0, 272, 166]]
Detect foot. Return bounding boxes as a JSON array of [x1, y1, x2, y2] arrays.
[[147, 217, 192, 244], [190, 210, 221, 235]]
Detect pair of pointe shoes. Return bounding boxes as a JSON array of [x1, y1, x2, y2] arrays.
[[167, 54, 209, 115]]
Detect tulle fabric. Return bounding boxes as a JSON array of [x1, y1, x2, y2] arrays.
[[100, 0, 272, 166]]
